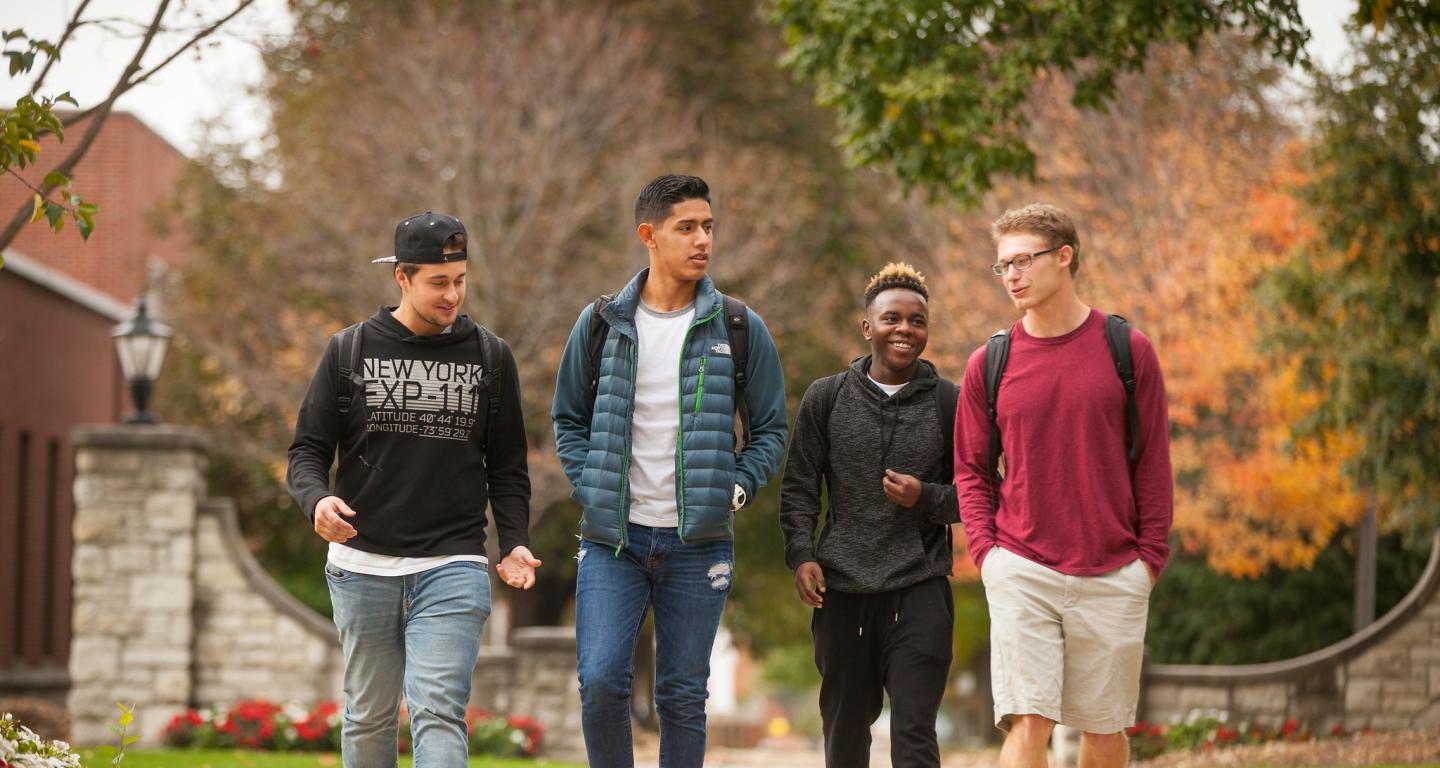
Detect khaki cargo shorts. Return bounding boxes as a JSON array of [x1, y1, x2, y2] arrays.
[[980, 546, 1152, 734]]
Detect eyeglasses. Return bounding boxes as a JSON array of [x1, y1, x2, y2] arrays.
[[991, 245, 1064, 276]]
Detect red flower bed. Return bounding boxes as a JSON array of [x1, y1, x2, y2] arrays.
[[162, 698, 543, 757]]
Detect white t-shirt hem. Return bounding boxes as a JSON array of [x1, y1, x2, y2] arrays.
[[328, 542, 488, 577]]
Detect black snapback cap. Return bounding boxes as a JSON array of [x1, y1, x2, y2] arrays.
[[372, 211, 468, 264]]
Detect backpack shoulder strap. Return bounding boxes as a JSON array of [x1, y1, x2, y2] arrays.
[[983, 328, 1011, 483], [934, 377, 959, 483], [476, 325, 503, 415], [334, 321, 365, 416], [811, 372, 846, 457], [722, 295, 749, 388], [473, 324, 505, 451], [722, 294, 751, 445], [587, 294, 614, 403], [1104, 314, 1140, 462]]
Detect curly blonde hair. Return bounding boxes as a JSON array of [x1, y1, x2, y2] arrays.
[[864, 261, 928, 306]]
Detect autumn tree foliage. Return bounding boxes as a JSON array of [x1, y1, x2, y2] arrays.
[[919, 34, 1366, 578], [1266, 7, 1440, 535]]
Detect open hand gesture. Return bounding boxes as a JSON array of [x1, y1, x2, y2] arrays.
[[498, 546, 543, 590]]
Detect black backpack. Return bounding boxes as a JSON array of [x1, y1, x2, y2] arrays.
[[333, 320, 504, 449], [586, 294, 753, 445], [809, 368, 960, 484], [983, 314, 1139, 484]]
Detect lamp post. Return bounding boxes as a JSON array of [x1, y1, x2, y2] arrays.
[[112, 299, 172, 424]]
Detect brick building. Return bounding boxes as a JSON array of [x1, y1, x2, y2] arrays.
[[0, 111, 190, 703]]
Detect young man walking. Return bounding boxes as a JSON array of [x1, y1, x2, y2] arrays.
[[551, 174, 788, 767], [954, 203, 1173, 768], [780, 263, 959, 768], [287, 212, 541, 768]]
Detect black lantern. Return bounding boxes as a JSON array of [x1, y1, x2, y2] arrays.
[[112, 299, 172, 424]]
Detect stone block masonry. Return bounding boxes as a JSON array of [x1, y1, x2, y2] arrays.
[[1142, 531, 1440, 730], [67, 426, 207, 746], [66, 423, 581, 754]]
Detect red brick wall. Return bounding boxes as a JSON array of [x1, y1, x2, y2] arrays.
[[0, 111, 186, 696], [0, 269, 125, 677], [0, 112, 190, 303]]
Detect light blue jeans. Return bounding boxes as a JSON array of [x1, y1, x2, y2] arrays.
[[325, 560, 491, 768], [575, 522, 734, 768]]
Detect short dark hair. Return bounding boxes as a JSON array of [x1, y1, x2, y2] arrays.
[[864, 262, 929, 307], [634, 175, 710, 228]]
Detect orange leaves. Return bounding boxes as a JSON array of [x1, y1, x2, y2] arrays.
[[1167, 155, 1369, 576], [1173, 362, 1366, 577]]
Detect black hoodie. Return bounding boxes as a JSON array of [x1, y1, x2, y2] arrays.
[[780, 357, 958, 593], [286, 307, 530, 557]]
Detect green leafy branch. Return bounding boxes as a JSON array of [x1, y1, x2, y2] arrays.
[[1, 28, 96, 243], [0, 1, 260, 262], [770, 0, 1312, 206]]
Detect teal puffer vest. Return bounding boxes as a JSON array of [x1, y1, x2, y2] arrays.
[[578, 271, 742, 548]]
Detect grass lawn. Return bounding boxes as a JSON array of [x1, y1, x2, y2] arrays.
[[78, 749, 584, 767]]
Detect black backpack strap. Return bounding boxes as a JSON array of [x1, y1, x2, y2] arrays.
[[811, 372, 846, 460], [473, 324, 505, 452], [983, 328, 1011, 485], [335, 321, 365, 415], [722, 295, 751, 445], [934, 378, 959, 483], [587, 295, 614, 404], [477, 325, 503, 419], [934, 376, 959, 551], [1104, 314, 1140, 462]]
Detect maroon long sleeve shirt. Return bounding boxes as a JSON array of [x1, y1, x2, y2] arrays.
[[955, 309, 1173, 576]]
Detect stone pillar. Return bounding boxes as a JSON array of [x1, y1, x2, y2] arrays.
[[507, 626, 583, 760], [67, 425, 207, 746]]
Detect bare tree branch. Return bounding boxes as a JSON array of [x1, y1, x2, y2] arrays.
[[28, 0, 93, 95], [57, 0, 257, 131]]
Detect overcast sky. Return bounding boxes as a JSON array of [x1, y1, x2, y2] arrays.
[[2, 0, 1355, 158]]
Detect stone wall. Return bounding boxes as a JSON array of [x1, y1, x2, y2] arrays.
[[191, 498, 341, 707], [67, 423, 582, 754], [68, 426, 207, 745], [507, 627, 585, 760], [1142, 531, 1440, 730]]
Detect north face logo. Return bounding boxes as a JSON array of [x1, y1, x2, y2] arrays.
[[711, 342, 732, 356]]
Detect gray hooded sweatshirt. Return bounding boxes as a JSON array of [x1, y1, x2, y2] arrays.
[[780, 356, 959, 593]]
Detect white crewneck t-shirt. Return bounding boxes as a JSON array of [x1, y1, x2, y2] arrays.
[[868, 374, 907, 397], [627, 300, 695, 527]]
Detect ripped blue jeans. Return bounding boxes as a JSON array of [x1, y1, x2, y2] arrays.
[[574, 521, 734, 768]]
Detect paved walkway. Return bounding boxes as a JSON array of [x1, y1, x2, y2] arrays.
[[634, 740, 1002, 767]]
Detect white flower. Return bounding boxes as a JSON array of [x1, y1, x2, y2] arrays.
[[0, 714, 83, 767]]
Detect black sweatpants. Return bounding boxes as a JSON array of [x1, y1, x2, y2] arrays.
[[813, 575, 954, 768]]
